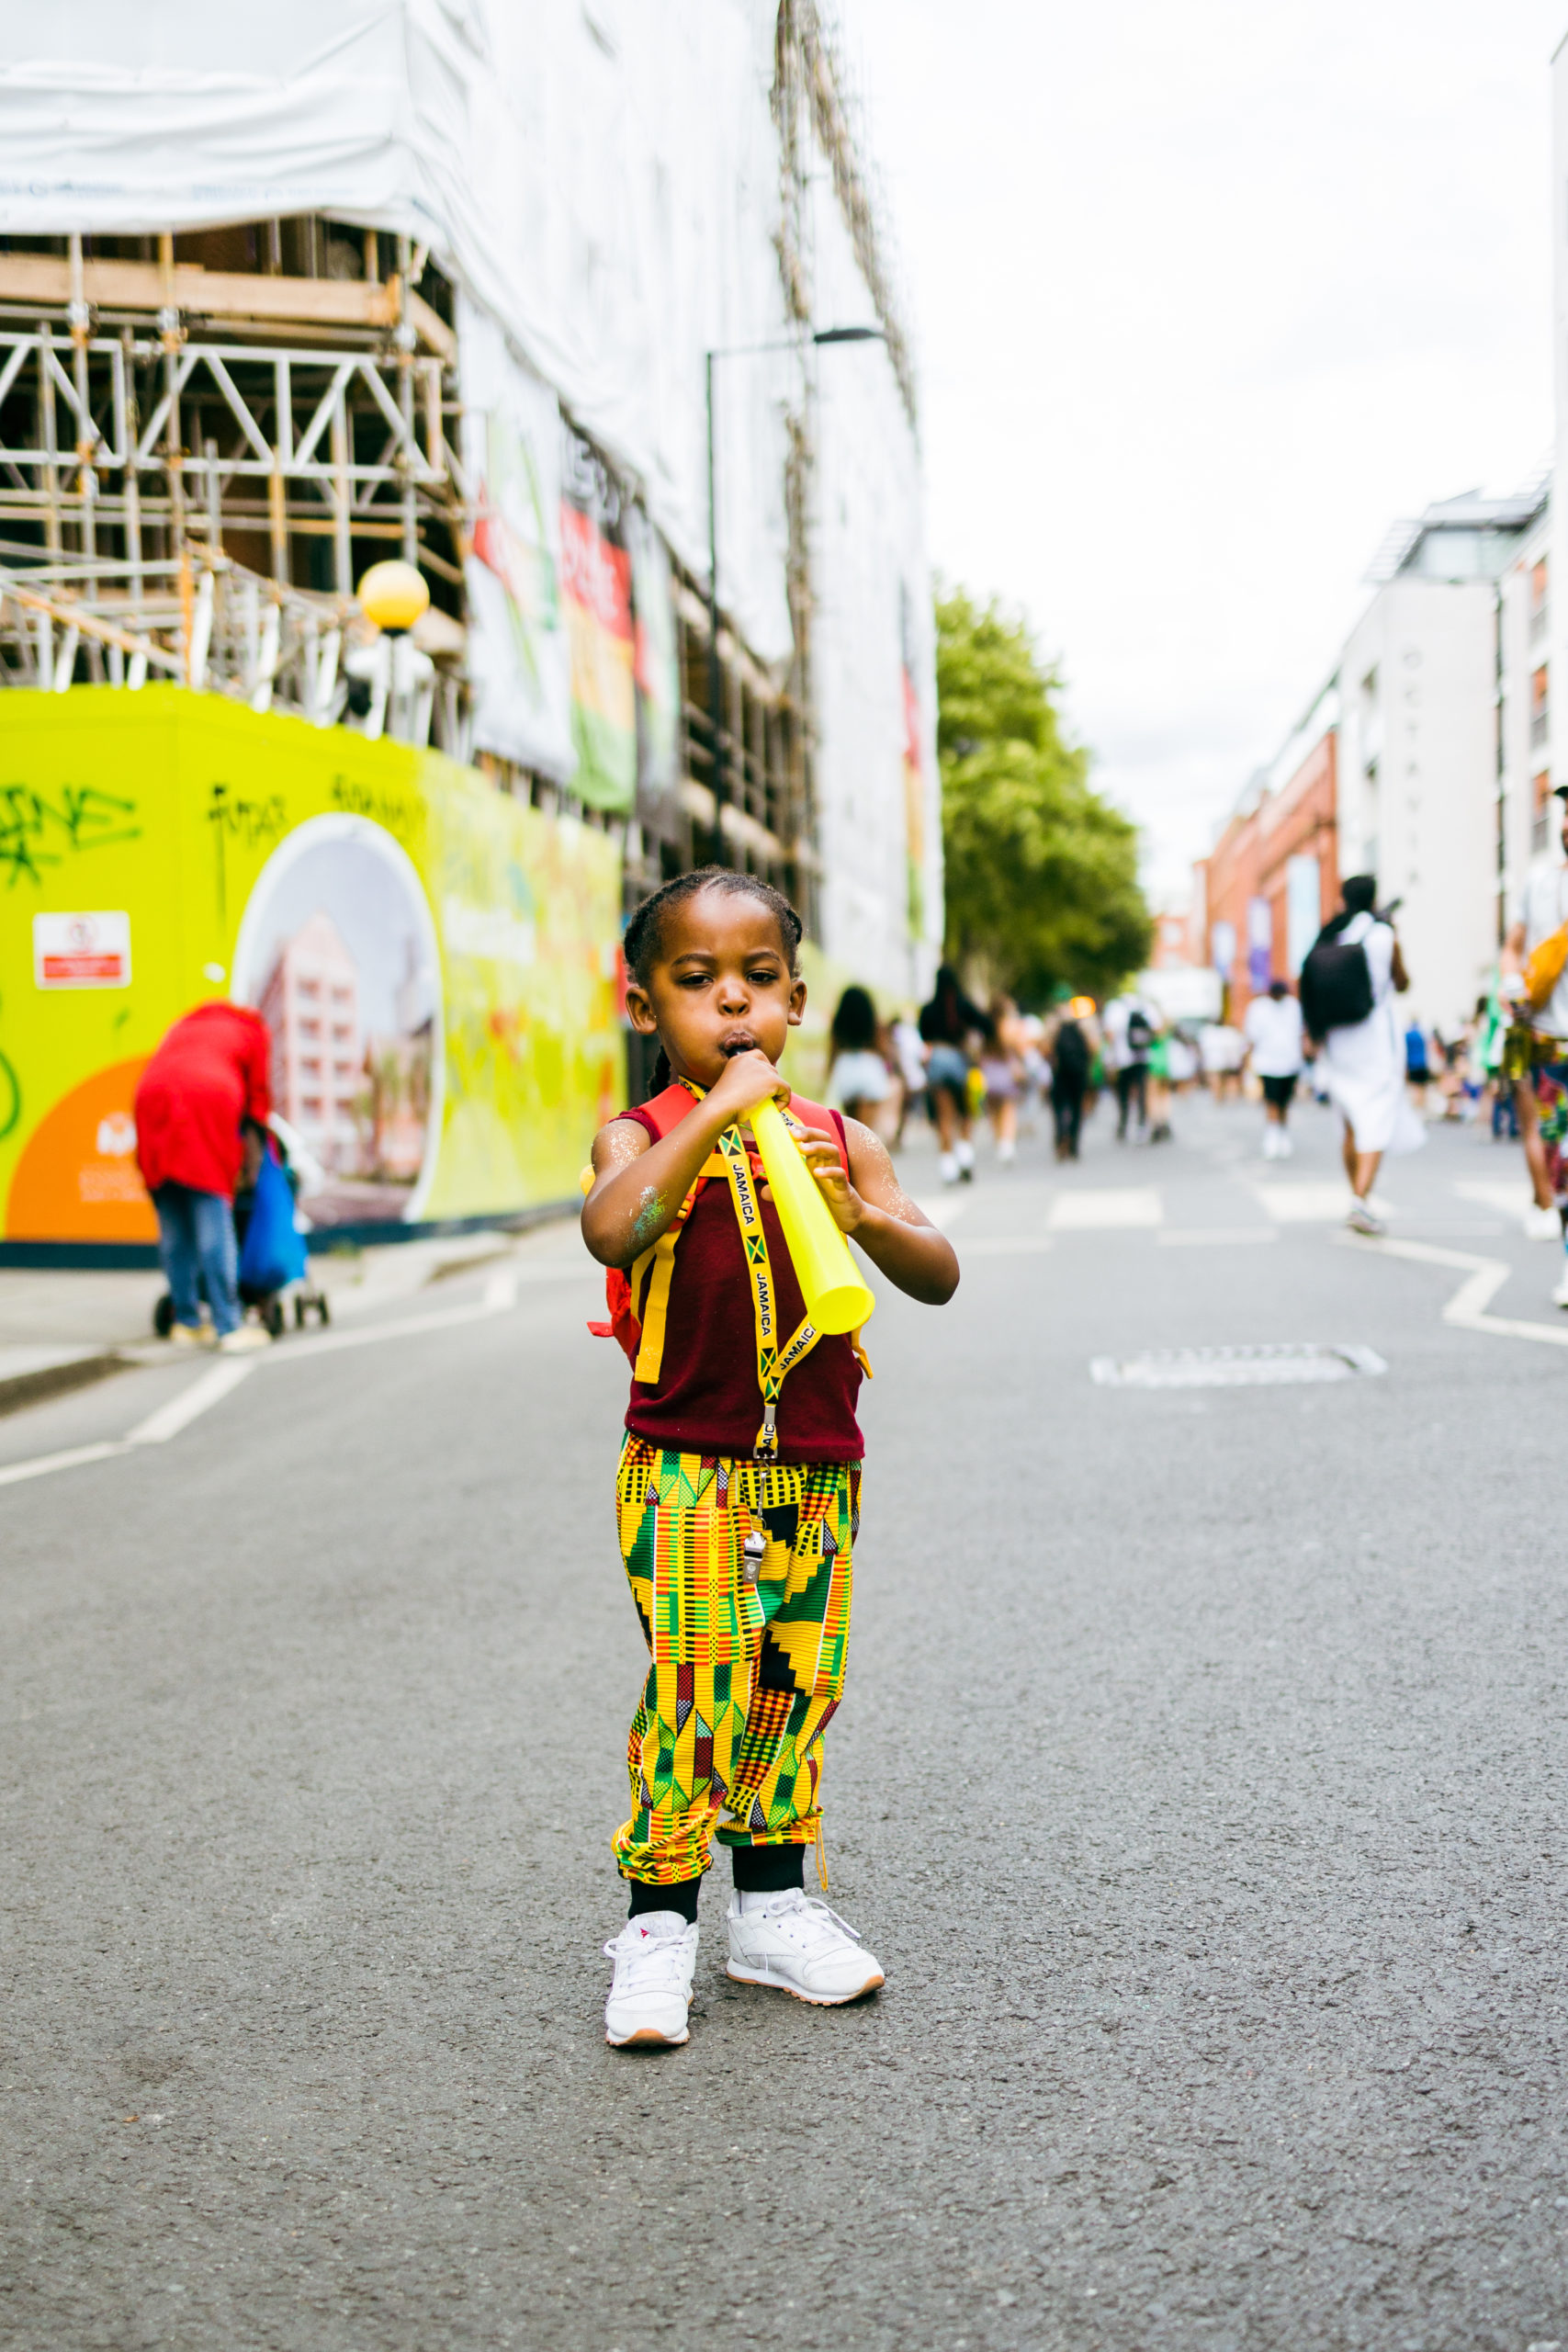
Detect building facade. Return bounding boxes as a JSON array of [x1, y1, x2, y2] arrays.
[[0, 4, 941, 1012]]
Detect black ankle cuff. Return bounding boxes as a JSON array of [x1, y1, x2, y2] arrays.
[[730, 1843, 807, 1894], [627, 1875, 701, 1924]]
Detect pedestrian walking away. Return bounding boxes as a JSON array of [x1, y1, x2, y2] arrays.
[[1244, 978, 1305, 1159], [979, 992, 1024, 1163], [825, 984, 896, 1140], [1048, 1004, 1091, 1159], [1301, 875, 1424, 1235], [132, 999, 277, 1352], [581, 868, 959, 2047], [918, 964, 986, 1182], [1501, 783, 1568, 1293], [1103, 991, 1156, 1139]]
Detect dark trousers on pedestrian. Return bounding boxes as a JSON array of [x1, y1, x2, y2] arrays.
[[152, 1182, 241, 1337], [1115, 1064, 1146, 1137], [1053, 1080, 1085, 1159]]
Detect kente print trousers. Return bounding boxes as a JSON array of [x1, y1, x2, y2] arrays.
[[612, 1434, 858, 1886]]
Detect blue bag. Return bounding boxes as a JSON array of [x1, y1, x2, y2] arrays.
[[239, 1141, 309, 1293]]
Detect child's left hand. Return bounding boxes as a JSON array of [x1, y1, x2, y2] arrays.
[[760, 1125, 865, 1233]]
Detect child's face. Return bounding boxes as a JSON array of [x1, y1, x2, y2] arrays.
[[626, 888, 806, 1084]]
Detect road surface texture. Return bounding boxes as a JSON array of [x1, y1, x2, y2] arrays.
[[4, 1088, 1568, 2352]]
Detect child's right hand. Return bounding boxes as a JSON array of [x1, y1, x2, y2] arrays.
[[706, 1048, 789, 1125]]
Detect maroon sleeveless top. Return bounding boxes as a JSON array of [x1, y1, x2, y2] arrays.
[[616, 1103, 864, 1463]]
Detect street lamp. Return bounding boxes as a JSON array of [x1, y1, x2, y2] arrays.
[[705, 324, 885, 823]]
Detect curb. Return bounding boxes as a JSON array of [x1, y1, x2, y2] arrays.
[[0, 1352, 130, 1421]]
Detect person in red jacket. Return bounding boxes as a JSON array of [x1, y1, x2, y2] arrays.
[[134, 1001, 275, 1353]]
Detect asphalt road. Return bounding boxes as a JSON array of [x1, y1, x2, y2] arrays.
[[5, 1087, 1568, 2352]]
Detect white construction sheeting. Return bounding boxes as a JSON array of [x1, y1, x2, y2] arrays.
[[0, 0, 794, 664]]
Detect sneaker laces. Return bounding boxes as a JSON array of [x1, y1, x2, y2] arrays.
[[753, 1892, 862, 1950], [604, 1917, 692, 1988]]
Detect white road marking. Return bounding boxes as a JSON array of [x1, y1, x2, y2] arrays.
[[1048, 1188, 1163, 1231], [1348, 1234, 1568, 1349], [1251, 1183, 1399, 1223], [1454, 1180, 1533, 1218], [0, 1261, 544, 1494], [0, 1440, 129, 1489], [1157, 1228, 1279, 1248], [126, 1359, 257, 1444], [912, 1195, 968, 1231]]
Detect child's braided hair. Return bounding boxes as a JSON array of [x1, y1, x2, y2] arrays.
[[624, 867, 804, 1094]]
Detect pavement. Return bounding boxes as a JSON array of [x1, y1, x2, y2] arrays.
[[4, 1087, 1568, 2351]]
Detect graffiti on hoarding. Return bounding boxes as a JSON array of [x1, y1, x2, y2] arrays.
[[328, 772, 423, 840], [208, 780, 288, 923], [0, 782, 141, 887]]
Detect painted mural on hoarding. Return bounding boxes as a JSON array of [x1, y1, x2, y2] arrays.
[[0, 689, 623, 1247]]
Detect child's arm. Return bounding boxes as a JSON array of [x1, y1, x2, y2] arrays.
[[581, 1050, 788, 1268], [791, 1118, 960, 1304]]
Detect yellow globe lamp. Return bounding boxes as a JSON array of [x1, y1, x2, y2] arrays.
[[357, 559, 430, 635]]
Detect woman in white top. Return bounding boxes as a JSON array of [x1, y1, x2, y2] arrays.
[[1314, 876, 1423, 1233]]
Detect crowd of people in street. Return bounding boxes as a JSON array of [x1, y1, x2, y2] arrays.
[[817, 844, 1568, 1309]]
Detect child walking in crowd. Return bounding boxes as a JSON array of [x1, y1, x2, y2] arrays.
[[581, 870, 960, 2047]]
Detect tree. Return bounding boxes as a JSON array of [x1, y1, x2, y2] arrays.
[[936, 588, 1151, 1004]]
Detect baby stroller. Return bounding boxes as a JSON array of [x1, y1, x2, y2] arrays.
[[151, 1115, 331, 1340]]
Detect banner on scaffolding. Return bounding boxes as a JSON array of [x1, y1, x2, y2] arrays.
[[0, 689, 623, 1253], [459, 301, 578, 786], [560, 429, 637, 814]]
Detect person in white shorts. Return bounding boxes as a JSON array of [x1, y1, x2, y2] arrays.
[[1243, 979, 1305, 1159]]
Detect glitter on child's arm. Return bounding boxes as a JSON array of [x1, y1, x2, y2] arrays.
[[629, 1185, 670, 1250]]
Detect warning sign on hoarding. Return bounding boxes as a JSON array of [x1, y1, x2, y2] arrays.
[[33, 911, 131, 989]]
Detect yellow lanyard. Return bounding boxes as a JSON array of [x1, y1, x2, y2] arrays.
[[708, 1109, 824, 1460]]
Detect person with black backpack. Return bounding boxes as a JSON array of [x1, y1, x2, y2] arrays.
[[1301, 875, 1422, 1234]]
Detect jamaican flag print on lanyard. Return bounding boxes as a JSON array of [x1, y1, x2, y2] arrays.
[[708, 1107, 825, 1461]]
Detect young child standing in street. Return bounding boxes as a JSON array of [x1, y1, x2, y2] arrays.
[[581, 869, 960, 2047]]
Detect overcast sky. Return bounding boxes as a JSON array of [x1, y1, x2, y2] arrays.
[[841, 0, 1563, 900]]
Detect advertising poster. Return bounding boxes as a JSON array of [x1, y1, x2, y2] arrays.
[[1247, 894, 1274, 992], [459, 304, 578, 785], [626, 507, 680, 828], [559, 427, 637, 813], [0, 688, 623, 1252]]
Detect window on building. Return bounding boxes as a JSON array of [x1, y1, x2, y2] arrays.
[[1532, 664, 1550, 750], [1533, 768, 1553, 855], [1531, 558, 1549, 613], [1361, 665, 1378, 703]]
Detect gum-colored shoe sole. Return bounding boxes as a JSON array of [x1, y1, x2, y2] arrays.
[[605, 2022, 690, 2047], [725, 1961, 884, 2007]]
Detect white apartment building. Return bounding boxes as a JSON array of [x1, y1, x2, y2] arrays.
[[1337, 491, 1543, 1032], [1497, 499, 1553, 939]]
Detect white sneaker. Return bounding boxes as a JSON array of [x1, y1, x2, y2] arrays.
[[938, 1151, 959, 1185], [1276, 1130, 1293, 1159], [954, 1139, 976, 1182], [218, 1323, 272, 1353], [603, 1912, 698, 2047], [1260, 1127, 1278, 1160], [169, 1322, 209, 1348], [726, 1889, 885, 2007], [1346, 1200, 1385, 1237], [1524, 1203, 1562, 1241], [1553, 1264, 1568, 1312]]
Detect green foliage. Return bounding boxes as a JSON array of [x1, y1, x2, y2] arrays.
[[936, 589, 1152, 1004]]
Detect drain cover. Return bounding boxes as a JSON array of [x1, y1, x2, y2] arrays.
[[1090, 1342, 1387, 1389]]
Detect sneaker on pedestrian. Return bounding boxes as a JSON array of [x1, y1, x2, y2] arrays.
[[725, 1889, 885, 2007], [954, 1139, 976, 1182], [1276, 1130, 1293, 1159], [1523, 1202, 1562, 1241], [938, 1150, 959, 1185], [1553, 1263, 1568, 1311], [217, 1323, 272, 1353], [603, 1912, 698, 2047], [169, 1321, 209, 1348], [1346, 1200, 1385, 1237], [1260, 1127, 1278, 1160]]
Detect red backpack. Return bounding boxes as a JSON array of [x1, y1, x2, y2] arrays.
[[587, 1080, 846, 1367]]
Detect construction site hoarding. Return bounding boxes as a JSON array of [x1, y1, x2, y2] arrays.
[[0, 688, 623, 1251]]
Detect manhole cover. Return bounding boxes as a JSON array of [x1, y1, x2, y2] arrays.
[[1090, 1343, 1387, 1389]]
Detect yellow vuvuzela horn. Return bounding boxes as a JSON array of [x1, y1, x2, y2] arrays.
[[749, 1097, 875, 1335]]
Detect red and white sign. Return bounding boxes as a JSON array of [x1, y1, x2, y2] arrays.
[[33, 911, 132, 989]]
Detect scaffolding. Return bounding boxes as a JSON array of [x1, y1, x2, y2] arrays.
[[0, 228, 467, 745]]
